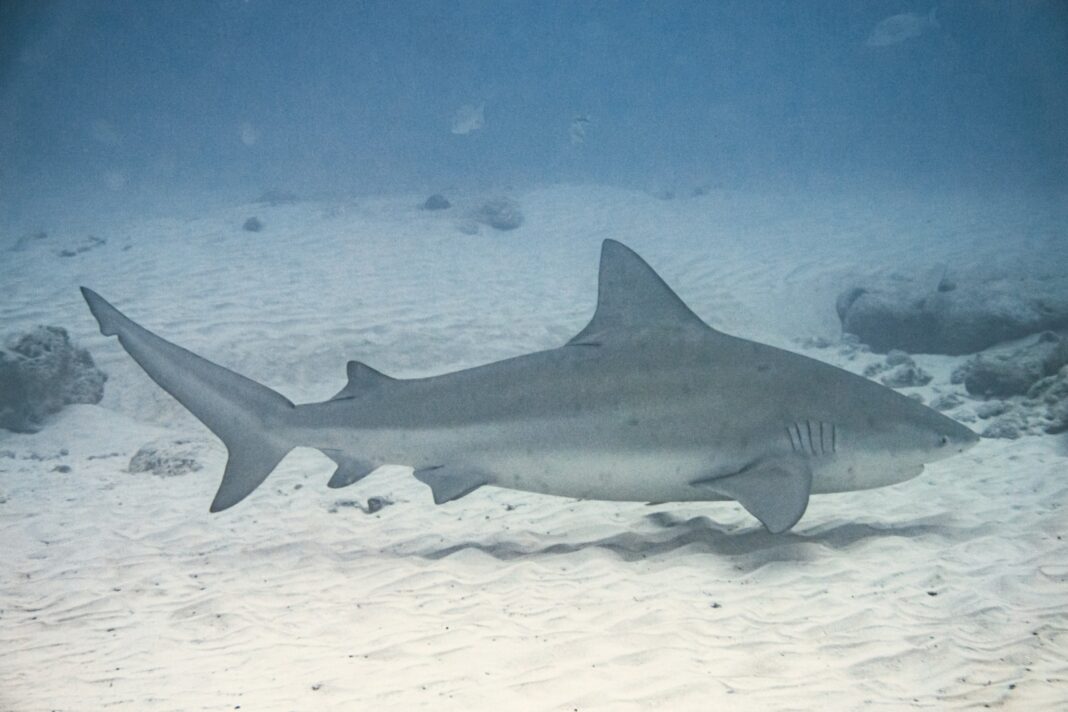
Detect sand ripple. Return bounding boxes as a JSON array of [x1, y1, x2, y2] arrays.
[[2, 186, 1067, 710]]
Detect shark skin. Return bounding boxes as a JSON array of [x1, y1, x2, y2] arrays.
[[81, 240, 979, 533]]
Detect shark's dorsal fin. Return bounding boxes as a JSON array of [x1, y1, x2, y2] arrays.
[[569, 240, 709, 344], [330, 360, 396, 400]]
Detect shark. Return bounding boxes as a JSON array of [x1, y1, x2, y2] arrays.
[[80, 240, 978, 533]]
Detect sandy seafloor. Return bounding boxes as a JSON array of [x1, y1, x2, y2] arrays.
[[1, 185, 1066, 710]]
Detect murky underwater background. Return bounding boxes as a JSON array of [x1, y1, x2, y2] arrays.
[[1, 2, 1067, 710]]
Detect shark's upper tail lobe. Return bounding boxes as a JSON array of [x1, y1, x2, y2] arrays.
[[81, 288, 295, 512]]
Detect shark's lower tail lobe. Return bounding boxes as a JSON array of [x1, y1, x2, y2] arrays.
[[81, 288, 295, 512]]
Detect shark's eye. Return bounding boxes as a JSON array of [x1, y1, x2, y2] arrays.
[[938, 435, 949, 447]]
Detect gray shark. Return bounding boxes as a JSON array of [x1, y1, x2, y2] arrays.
[[81, 240, 978, 533]]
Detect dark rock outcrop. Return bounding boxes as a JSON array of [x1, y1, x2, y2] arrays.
[[128, 438, 203, 477], [881, 363, 933, 388], [473, 197, 523, 231], [981, 415, 1024, 440], [954, 332, 1068, 397], [862, 350, 932, 388], [1028, 365, 1068, 434], [929, 392, 963, 411], [837, 274, 1068, 355], [329, 496, 394, 514], [939, 333, 1068, 437], [0, 326, 107, 433], [422, 194, 451, 210]]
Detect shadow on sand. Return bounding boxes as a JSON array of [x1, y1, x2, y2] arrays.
[[407, 511, 989, 564]]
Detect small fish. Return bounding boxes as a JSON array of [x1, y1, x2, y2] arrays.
[[570, 115, 591, 145], [450, 103, 485, 135], [866, 7, 939, 48]]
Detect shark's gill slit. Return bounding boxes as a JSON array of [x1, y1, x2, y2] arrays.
[[786, 426, 798, 452], [832, 423, 837, 453], [806, 421, 816, 455], [819, 421, 826, 454], [793, 423, 804, 454]]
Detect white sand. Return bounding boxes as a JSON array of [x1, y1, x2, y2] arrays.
[[1, 185, 1066, 710]]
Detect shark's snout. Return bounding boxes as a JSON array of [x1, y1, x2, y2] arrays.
[[934, 418, 980, 457], [955, 424, 981, 453]]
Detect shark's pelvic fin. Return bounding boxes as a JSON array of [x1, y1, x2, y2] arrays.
[[81, 287, 296, 513], [691, 457, 813, 534], [322, 449, 377, 488], [331, 360, 396, 400], [413, 466, 490, 504], [569, 239, 710, 344]]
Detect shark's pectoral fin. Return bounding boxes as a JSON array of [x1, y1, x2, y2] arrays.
[[413, 466, 490, 504], [692, 458, 813, 534], [322, 449, 377, 489]]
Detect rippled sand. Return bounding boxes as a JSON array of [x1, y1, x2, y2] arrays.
[[2, 186, 1066, 710]]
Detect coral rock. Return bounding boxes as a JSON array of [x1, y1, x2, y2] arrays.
[[0, 326, 107, 433]]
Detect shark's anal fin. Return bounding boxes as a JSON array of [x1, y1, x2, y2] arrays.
[[692, 457, 812, 534], [322, 449, 377, 489], [413, 466, 490, 505]]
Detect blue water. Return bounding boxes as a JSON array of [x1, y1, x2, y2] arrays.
[[1, 1, 1066, 226]]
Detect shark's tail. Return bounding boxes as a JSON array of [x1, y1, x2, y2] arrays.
[[81, 288, 296, 512]]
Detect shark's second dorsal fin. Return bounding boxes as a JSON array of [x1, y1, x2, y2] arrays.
[[569, 240, 709, 344], [330, 360, 396, 400]]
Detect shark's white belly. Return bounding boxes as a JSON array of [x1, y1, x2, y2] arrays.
[[472, 448, 922, 501], [477, 450, 721, 502], [312, 415, 927, 503]]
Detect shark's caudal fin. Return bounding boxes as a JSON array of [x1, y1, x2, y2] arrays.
[[81, 288, 296, 512]]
